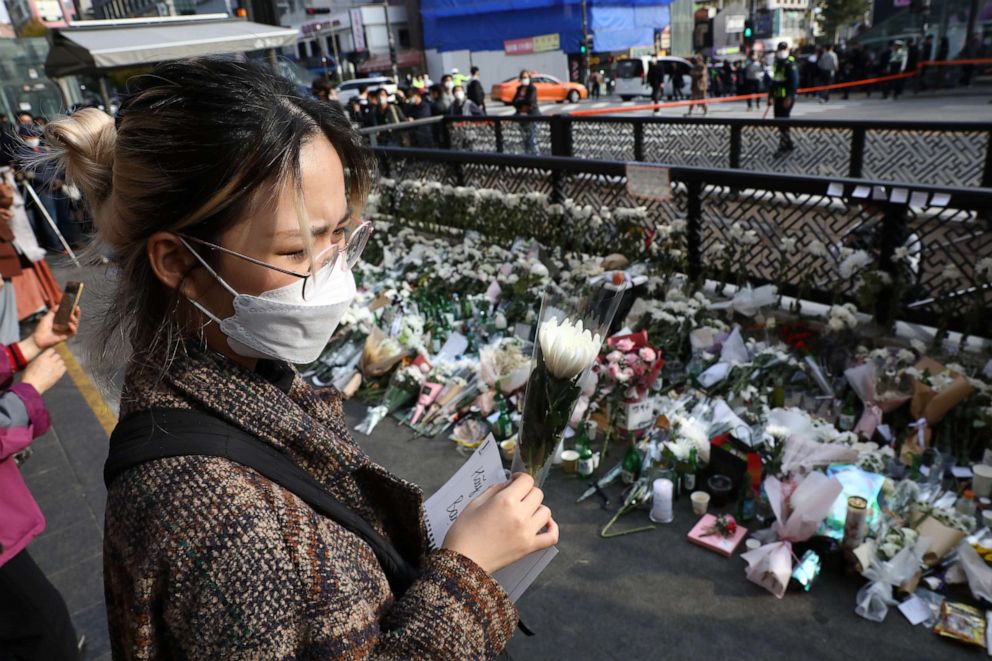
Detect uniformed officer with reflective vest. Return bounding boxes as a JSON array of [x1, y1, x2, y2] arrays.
[[769, 41, 799, 157]]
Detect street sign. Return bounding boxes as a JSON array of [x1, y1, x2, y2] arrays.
[[504, 32, 560, 56], [350, 8, 365, 51], [726, 16, 745, 32]]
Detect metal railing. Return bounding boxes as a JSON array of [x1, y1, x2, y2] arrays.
[[372, 145, 992, 336], [361, 115, 992, 190]]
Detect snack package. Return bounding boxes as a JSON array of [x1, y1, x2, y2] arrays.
[[932, 601, 986, 648]]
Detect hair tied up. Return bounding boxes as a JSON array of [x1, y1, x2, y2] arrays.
[[44, 107, 117, 209]]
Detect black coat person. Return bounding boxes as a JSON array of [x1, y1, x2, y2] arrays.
[[647, 60, 665, 104], [511, 71, 540, 155], [406, 93, 434, 148], [512, 79, 539, 116]]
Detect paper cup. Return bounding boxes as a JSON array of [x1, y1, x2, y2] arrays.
[[561, 450, 580, 475], [691, 491, 710, 516], [983, 509, 992, 530], [974, 464, 992, 499], [745, 538, 762, 551]]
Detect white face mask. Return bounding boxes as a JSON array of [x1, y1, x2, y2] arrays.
[[776, 49, 788, 60], [444, 81, 454, 91], [454, 91, 466, 102], [520, 78, 530, 86], [181, 238, 357, 364], [24, 138, 40, 148]]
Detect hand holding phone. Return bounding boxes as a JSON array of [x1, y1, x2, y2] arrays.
[[52, 281, 83, 333]]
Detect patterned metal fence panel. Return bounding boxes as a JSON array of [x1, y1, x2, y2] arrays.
[[375, 147, 992, 334], [740, 126, 853, 178], [424, 117, 992, 189], [863, 129, 989, 188], [641, 123, 728, 169]]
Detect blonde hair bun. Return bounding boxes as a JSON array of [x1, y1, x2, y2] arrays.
[[45, 107, 116, 209]]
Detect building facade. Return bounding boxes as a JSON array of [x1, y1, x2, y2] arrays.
[[420, 0, 671, 85], [5, 0, 77, 31]]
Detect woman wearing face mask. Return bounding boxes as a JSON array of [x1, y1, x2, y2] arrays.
[[447, 85, 484, 118], [511, 70, 539, 155], [45, 58, 556, 659]]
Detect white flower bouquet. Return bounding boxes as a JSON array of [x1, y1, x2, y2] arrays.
[[513, 286, 623, 486]]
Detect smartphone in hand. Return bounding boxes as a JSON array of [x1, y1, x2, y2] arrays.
[[53, 281, 84, 332]]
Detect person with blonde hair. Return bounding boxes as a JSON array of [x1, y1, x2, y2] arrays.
[[45, 58, 557, 659]]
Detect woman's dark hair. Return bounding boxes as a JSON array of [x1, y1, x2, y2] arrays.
[[44, 57, 375, 372], [519, 70, 530, 79]]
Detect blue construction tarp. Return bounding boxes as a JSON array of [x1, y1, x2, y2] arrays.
[[421, 0, 672, 53], [590, 4, 669, 51]]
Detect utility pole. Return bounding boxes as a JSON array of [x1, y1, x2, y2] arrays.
[[383, 0, 399, 83], [581, 0, 590, 86]]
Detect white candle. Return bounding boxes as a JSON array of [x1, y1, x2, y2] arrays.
[[650, 478, 674, 524]]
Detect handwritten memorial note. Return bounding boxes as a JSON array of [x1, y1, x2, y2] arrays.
[[423, 436, 558, 602]]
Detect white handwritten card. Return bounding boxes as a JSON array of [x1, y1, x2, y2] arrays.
[[423, 435, 558, 602], [626, 163, 672, 202]]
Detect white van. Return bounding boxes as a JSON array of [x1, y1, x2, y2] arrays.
[[337, 76, 397, 105], [614, 56, 693, 101]]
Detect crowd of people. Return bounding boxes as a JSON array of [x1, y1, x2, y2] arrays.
[[0, 112, 77, 344], [683, 32, 986, 108]]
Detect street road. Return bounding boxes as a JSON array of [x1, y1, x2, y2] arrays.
[[482, 87, 992, 122]]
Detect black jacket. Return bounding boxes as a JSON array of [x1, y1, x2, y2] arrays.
[[647, 63, 665, 87], [466, 78, 485, 107], [512, 83, 539, 115]]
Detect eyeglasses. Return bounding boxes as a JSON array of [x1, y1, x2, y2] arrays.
[[180, 220, 372, 300]]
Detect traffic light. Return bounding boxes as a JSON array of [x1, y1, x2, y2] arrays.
[[579, 35, 593, 54], [743, 20, 754, 46], [305, 7, 331, 15]]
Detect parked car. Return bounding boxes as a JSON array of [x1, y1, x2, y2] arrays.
[[490, 73, 588, 105], [614, 56, 692, 101], [337, 76, 397, 105]]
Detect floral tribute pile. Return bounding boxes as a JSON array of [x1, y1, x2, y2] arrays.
[[304, 216, 992, 650]]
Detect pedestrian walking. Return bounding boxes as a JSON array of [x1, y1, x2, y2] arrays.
[[769, 42, 799, 157], [905, 38, 920, 92], [588, 69, 602, 99], [647, 57, 664, 111], [686, 55, 708, 116], [670, 65, 684, 101], [466, 66, 486, 113], [743, 54, 762, 110], [0, 309, 81, 660], [917, 34, 934, 91], [883, 40, 907, 99], [45, 58, 553, 659], [512, 70, 540, 154], [817, 44, 839, 102]]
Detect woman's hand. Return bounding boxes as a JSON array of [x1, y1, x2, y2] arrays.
[[31, 308, 81, 350], [442, 472, 559, 574], [22, 349, 66, 395]]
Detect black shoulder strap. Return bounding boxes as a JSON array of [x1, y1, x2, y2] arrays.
[[105, 408, 420, 597]]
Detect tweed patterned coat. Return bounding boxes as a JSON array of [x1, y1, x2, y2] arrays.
[[104, 347, 518, 659]]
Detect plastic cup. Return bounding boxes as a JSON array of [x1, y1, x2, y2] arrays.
[[691, 491, 710, 516], [973, 464, 992, 499], [561, 450, 580, 475]]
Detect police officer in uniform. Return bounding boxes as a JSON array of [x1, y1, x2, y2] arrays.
[[769, 41, 799, 157]]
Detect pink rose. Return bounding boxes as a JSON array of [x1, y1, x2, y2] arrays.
[[619, 367, 634, 382], [638, 347, 657, 363], [625, 352, 639, 365], [606, 351, 623, 364], [615, 338, 635, 352], [607, 363, 621, 380]]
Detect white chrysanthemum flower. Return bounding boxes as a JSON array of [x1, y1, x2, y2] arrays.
[[538, 317, 602, 381], [839, 250, 873, 279], [807, 239, 828, 258]]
